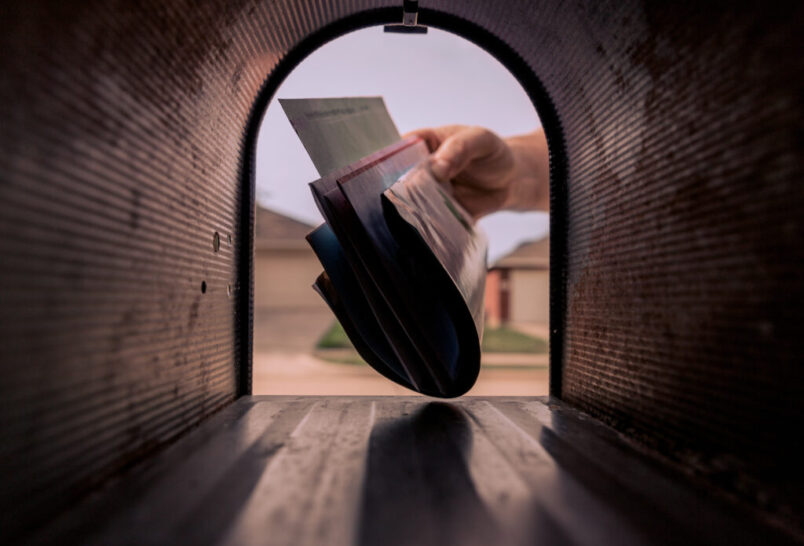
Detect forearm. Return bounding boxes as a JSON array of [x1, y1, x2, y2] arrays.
[[503, 129, 550, 212]]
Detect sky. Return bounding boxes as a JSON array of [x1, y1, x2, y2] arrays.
[[255, 27, 548, 262]]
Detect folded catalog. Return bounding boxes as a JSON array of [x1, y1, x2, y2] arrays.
[[281, 98, 488, 397]]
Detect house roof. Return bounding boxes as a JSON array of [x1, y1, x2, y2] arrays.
[[491, 236, 549, 270], [255, 205, 316, 249]]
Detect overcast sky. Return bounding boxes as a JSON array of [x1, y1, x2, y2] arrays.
[[255, 27, 548, 262]]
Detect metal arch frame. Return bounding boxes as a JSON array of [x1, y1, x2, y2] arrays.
[[238, 6, 568, 397]]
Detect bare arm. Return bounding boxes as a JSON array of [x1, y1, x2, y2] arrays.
[[405, 126, 549, 219]]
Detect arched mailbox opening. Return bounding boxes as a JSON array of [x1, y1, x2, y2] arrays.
[[240, 8, 567, 397]]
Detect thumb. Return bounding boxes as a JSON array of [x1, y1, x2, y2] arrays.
[[429, 127, 497, 182]]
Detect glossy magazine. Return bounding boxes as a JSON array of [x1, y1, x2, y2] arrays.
[[307, 137, 487, 397]]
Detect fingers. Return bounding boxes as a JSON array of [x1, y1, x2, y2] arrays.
[[401, 124, 467, 153], [429, 127, 501, 182], [402, 128, 441, 153]]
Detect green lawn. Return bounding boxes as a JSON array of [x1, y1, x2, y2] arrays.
[[316, 321, 547, 354], [316, 321, 353, 349], [481, 326, 548, 354]]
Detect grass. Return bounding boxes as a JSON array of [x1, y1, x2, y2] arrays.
[[312, 351, 368, 366], [481, 326, 548, 354], [316, 321, 548, 354], [316, 321, 353, 349]]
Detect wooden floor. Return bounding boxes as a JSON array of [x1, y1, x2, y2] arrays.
[[35, 396, 794, 545]]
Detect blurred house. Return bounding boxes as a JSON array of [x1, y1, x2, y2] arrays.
[[254, 205, 322, 310], [485, 237, 549, 327]]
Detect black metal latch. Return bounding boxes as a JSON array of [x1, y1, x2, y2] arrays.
[[384, 0, 428, 34]]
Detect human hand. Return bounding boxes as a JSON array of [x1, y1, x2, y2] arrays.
[[404, 125, 549, 219]]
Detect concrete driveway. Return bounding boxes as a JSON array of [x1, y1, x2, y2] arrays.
[[253, 307, 549, 396], [253, 350, 548, 396]]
